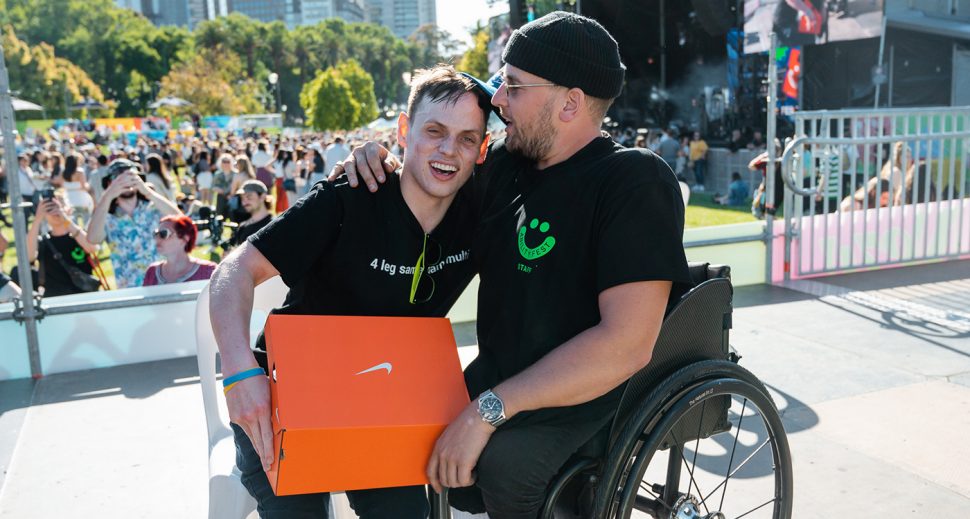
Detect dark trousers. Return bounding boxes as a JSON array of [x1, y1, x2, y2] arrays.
[[232, 423, 429, 519], [693, 159, 707, 186], [447, 397, 618, 519]]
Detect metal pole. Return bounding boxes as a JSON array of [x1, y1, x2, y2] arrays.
[[765, 33, 778, 285], [0, 30, 43, 379], [873, 11, 888, 109]]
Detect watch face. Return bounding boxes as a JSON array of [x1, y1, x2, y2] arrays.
[[480, 396, 503, 421]]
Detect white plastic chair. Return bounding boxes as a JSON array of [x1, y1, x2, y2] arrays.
[[196, 276, 355, 519]]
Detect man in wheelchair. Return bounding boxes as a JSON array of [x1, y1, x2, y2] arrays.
[[427, 14, 692, 519], [336, 12, 704, 519]]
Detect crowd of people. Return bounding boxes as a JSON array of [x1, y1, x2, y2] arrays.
[[0, 126, 388, 300]]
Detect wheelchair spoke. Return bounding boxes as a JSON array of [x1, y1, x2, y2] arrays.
[[638, 481, 660, 499], [690, 400, 707, 498], [719, 397, 748, 512], [669, 430, 711, 516], [733, 497, 777, 519], [699, 437, 772, 508]]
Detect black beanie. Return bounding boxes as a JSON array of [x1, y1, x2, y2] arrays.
[[503, 11, 626, 99]]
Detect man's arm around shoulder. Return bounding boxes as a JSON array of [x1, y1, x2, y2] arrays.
[[209, 242, 281, 472]]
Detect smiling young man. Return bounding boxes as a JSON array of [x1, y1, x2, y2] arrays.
[[333, 12, 692, 519], [207, 65, 492, 519]]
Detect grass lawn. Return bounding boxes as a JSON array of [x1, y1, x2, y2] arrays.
[[684, 193, 758, 228]]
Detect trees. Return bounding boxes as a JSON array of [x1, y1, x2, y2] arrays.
[[2, 26, 111, 117], [301, 59, 379, 131], [337, 59, 379, 128], [157, 47, 263, 116], [3, 0, 475, 122], [458, 27, 490, 80], [301, 68, 357, 131]]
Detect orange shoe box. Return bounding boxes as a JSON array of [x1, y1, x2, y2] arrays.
[[262, 315, 470, 496]]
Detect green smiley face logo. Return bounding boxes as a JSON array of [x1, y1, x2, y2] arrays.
[[518, 218, 556, 260], [70, 247, 86, 262]]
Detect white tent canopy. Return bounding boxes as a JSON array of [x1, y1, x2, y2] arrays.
[[11, 97, 43, 111]]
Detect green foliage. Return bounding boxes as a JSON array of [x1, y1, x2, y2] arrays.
[[2, 25, 111, 117], [158, 47, 263, 116], [301, 67, 358, 131], [336, 59, 379, 128], [3, 0, 471, 122], [458, 28, 490, 80]]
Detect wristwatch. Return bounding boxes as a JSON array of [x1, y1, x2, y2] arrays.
[[477, 389, 507, 428]]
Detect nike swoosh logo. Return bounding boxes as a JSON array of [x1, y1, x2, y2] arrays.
[[355, 362, 392, 375]]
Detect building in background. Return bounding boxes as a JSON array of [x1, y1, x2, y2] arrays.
[[126, 0, 228, 29], [121, 0, 428, 35], [368, 0, 436, 39], [227, 0, 296, 25]]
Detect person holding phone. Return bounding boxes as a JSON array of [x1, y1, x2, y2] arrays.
[[22, 190, 99, 297]]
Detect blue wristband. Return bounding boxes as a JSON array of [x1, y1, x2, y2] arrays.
[[222, 367, 266, 388]]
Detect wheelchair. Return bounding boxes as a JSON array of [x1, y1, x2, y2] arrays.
[[433, 263, 793, 519]]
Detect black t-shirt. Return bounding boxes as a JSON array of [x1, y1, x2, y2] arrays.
[[39, 233, 94, 297], [466, 137, 692, 404], [248, 173, 477, 363], [230, 214, 272, 248]]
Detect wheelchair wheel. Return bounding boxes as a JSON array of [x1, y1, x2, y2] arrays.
[[594, 361, 792, 519]]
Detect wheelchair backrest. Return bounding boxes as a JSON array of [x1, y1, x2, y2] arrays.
[[608, 262, 733, 443]]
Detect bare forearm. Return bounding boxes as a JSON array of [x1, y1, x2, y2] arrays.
[[494, 324, 654, 417], [493, 281, 671, 419], [209, 243, 279, 375], [26, 219, 41, 262], [146, 190, 181, 216], [209, 256, 259, 375], [86, 202, 110, 243]]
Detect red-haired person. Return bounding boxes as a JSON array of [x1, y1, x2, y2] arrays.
[[142, 215, 217, 286]]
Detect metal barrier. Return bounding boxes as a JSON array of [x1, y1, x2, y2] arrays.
[[780, 107, 970, 280]]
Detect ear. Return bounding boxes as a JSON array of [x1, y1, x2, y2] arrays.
[[476, 133, 491, 165], [559, 88, 585, 123], [397, 112, 410, 150]]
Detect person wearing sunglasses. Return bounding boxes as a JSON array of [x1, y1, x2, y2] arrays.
[[331, 12, 693, 519], [208, 64, 494, 519], [142, 215, 216, 286]]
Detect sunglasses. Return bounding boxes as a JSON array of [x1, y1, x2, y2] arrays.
[[409, 234, 442, 304], [152, 228, 174, 240]]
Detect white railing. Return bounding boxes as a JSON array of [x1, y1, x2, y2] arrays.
[[779, 107, 970, 279]]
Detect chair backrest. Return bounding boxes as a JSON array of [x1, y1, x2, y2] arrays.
[[608, 263, 733, 442], [195, 276, 289, 449]]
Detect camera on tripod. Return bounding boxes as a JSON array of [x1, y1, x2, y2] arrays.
[[193, 206, 236, 249]]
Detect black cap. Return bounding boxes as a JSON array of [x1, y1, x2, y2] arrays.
[[503, 11, 626, 99]]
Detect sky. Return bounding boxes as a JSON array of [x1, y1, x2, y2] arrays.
[[435, 0, 508, 49]]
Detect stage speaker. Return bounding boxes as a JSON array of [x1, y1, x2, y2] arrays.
[[691, 0, 737, 36]]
